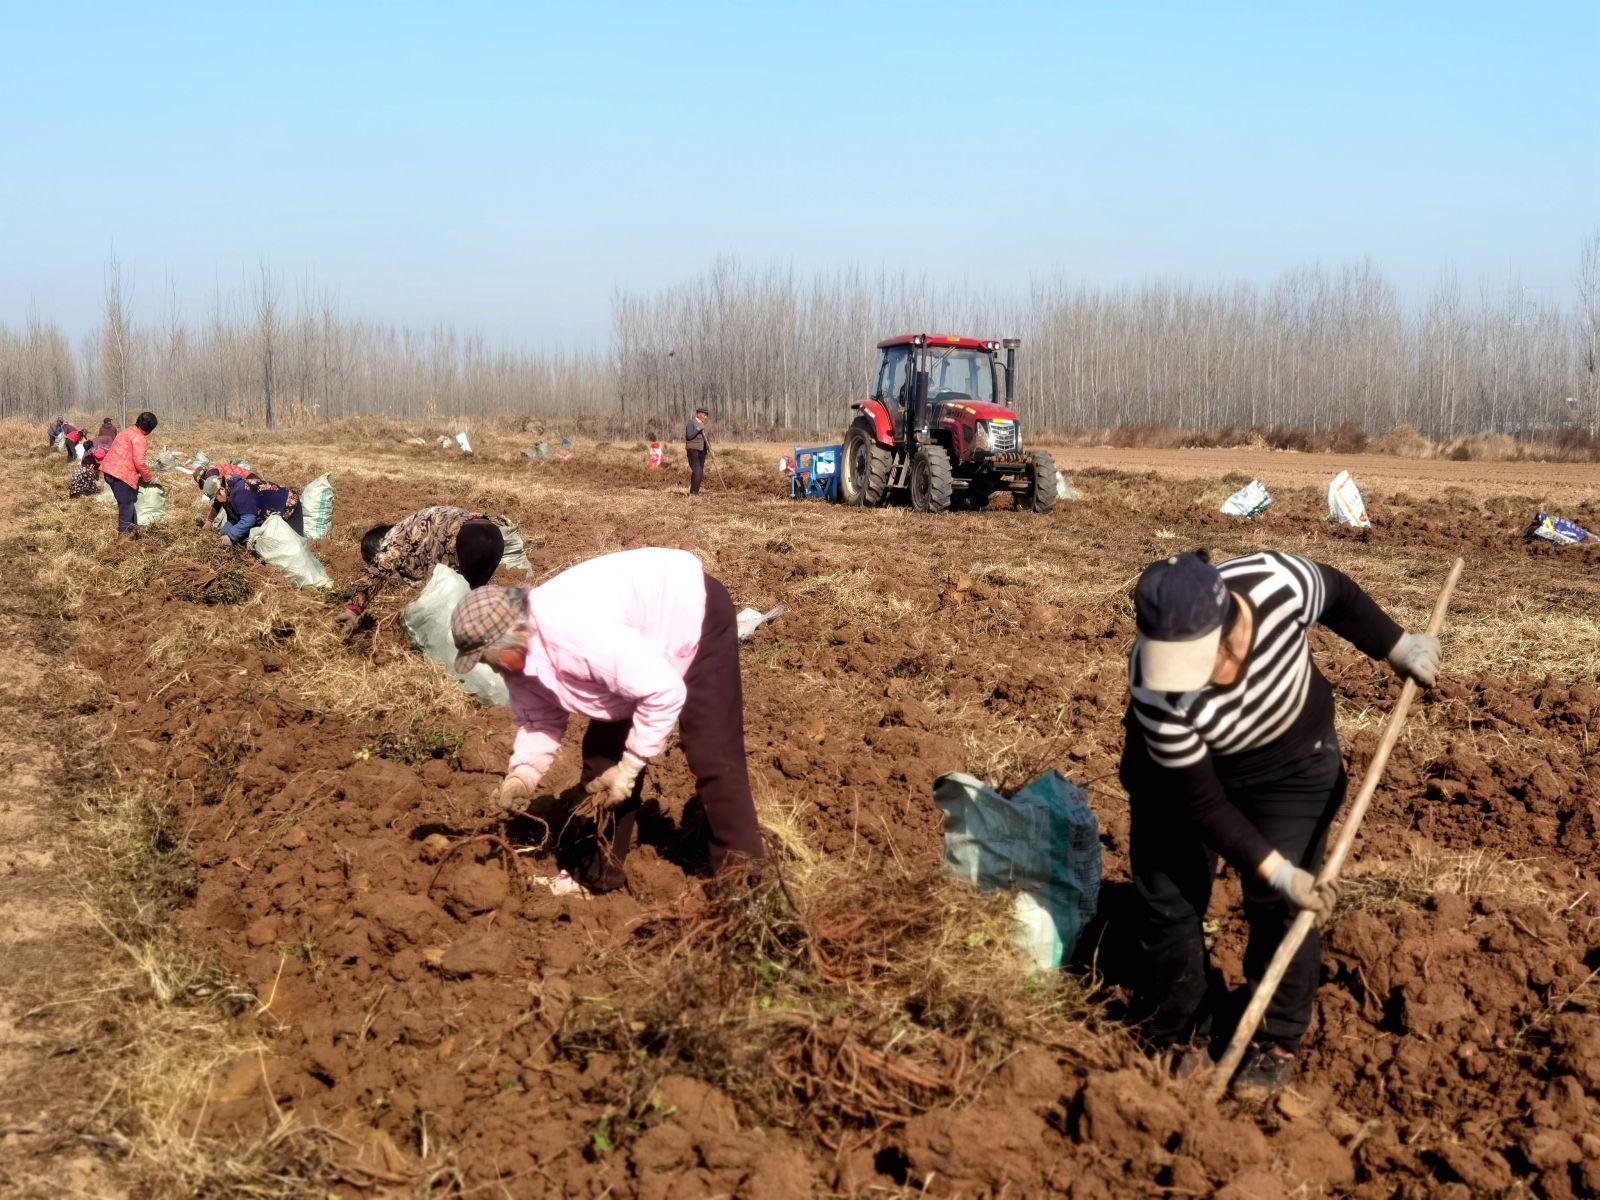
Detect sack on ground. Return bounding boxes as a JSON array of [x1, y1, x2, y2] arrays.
[[300, 474, 335, 540], [1527, 512, 1592, 545], [1327, 470, 1371, 527], [95, 482, 116, 505], [247, 514, 332, 588], [1055, 470, 1080, 501], [456, 431, 473, 455], [933, 769, 1101, 971], [497, 520, 533, 572], [53, 433, 67, 452], [1220, 479, 1272, 519], [736, 604, 786, 640], [135, 484, 167, 526], [401, 565, 510, 706]]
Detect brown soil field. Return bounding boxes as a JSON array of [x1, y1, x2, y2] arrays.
[[2, 426, 1597, 1199]]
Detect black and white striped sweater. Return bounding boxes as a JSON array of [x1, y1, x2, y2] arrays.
[[1121, 552, 1402, 869]]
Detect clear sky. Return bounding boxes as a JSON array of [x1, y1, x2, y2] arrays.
[[2, 0, 1595, 345]]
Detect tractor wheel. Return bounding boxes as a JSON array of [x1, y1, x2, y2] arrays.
[[909, 444, 954, 514], [840, 420, 891, 506], [1022, 451, 1059, 514]]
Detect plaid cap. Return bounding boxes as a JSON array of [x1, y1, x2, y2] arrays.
[[451, 585, 527, 673]]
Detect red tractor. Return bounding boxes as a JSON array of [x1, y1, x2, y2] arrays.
[[837, 334, 1058, 514]]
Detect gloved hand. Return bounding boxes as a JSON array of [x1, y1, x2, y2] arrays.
[[1265, 855, 1338, 922], [584, 751, 647, 811], [1387, 632, 1441, 687], [499, 766, 543, 812]]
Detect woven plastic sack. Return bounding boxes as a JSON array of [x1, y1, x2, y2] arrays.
[[933, 770, 1101, 971], [300, 474, 335, 540], [134, 484, 167, 526], [1055, 470, 1080, 501], [53, 433, 67, 452], [247, 514, 332, 588], [1220, 479, 1272, 519], [1327, 471, 1371, 527], [456, 431, 473, 454], [400, 565, 510, 706], [1527, 513, 1592, 545], [95, 482, 116, 504], [498, 520, 532, 572]]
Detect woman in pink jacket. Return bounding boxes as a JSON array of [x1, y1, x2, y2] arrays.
[[451, 547, 764, 893], [99, 411, 158, 534]]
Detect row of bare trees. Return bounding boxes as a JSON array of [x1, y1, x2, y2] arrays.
[[615, 242, 1600, 437], [3, 239, 1596, 437]]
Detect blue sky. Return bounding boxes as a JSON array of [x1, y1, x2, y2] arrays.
[[2, 0, 1595, 344]]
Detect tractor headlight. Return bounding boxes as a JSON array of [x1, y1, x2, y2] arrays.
[[974, 421, 992, 453]]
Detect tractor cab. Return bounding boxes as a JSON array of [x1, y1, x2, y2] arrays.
[[838, 334, 1056, 515]]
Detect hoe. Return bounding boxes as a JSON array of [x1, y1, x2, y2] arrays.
[[837, 334, 1058, 514]]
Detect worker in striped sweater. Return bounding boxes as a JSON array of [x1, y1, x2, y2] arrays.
[[1121, 549, 1441, 1097]]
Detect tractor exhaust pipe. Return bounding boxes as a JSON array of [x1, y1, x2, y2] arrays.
[[1002, 338, 1020, 407]]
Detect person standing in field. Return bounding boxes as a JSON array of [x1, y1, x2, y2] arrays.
[[100, 412, 159, 535], [91, 417, 119, 456], [335, 505, 506, 635], [1121, 549, 1440, 1097], [684, 407, 710, 495], [450, 547, 764, 895]]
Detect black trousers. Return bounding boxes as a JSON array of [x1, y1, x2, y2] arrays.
[[686, 449, 706, 495], [1129, 737, 1346, 1052], [576, 574, 764, 892], [455, 518, 504, 588], [107, 476, 138, 533]]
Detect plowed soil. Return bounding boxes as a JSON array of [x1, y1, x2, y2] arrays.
[[7, 430, 1598, 1198]]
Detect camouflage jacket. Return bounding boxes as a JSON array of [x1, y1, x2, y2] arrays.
[[349, 505, 488, 611]]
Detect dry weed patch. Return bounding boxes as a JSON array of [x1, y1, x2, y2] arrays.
[[1338, 850, 1559, 915]]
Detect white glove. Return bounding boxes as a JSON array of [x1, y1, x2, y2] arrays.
[[585, 751, 646, 810], [1265, 856, 1337, 921], [498, 766, 543, 812], [1387, 632, 1441, 687]]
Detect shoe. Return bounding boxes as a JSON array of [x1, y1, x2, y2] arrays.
[[1171, 1042, 1214, 1080], [1231, 1043, 1296, 1099]]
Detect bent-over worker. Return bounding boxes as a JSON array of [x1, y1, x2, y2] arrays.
[[67, 447, 106, 498], [451, 547, 764, 894], [1121, 550, 1440, 1097], [336, 505, 506, 634], [217, 473, 303, 543]]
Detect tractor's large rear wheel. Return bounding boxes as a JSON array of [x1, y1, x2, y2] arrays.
[[1022, 450, 1059, 514], [840, 419, 891, 506], [909, 444, 954, 513]]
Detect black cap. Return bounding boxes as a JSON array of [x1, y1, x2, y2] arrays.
[[1133, 552, 1230, 691]]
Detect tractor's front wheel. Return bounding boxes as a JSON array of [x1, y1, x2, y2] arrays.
[[840, 420, 891, 506], [910, 444, 954, 513], [1022, 451, 1059, 514]]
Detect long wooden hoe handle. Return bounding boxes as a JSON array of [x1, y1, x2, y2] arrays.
[[1205, 556, 1465, 1101]]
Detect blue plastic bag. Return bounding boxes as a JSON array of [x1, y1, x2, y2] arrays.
[[933, 770, 1100, 970], [1527, 512, 1592, 545]]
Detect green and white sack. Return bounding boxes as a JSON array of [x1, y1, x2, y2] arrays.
[[300, 474, 335, 540], [400, 565, 510, 706], [1220, 479, 1272, 519], [134, 484, 167, 526], [497, 519, 533, 572], [247, 514, 332, 588], [95, 482, 116, 505]]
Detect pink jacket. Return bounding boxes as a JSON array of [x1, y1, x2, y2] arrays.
[[100, 427, 151, 489], [506, 548, 708, 779]]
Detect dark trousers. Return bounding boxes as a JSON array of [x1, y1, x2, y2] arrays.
[[577, 574, 763, 892], [1129, 738, 1346, 1052], [107, 476, 138, 533], [686, 449, 706, 495], [455, 519, 505, 588]]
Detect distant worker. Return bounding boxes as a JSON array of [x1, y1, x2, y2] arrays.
[[47, 416, 70, 447], [451, 547, 764, 895], [67, 447, 106, 498], [216, 473, 303, 544], [100, 412, 159, 535], [684, 407, 710, 495], [1121, 549, 1441, 1097], [647, 432, 664, 470], [63, 424, 89, 461], [336, 505, 506, 635], [91, 417, 119, 456]]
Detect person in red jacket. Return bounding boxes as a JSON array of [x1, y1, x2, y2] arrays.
[[100, 411, 159, 534]]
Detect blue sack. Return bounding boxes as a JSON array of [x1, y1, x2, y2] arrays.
[[1527, 512, 1592, 546], [933, 770, 1101, 970]]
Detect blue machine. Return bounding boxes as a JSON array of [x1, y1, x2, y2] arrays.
[[789, 444, 841, 501]]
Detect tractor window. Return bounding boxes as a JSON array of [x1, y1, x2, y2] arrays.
[[877, 346, 912, 409], [925, 348, 997, 404]]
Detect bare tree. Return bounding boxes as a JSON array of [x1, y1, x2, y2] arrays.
[[100, 251, 134, 425]]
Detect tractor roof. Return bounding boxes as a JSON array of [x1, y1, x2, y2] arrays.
[[877, 333, 995, 351]]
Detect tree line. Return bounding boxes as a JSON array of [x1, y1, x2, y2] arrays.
[[3, 240, 1596, 438]]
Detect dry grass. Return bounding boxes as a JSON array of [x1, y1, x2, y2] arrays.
[[1338, 850, 1559, 915]]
